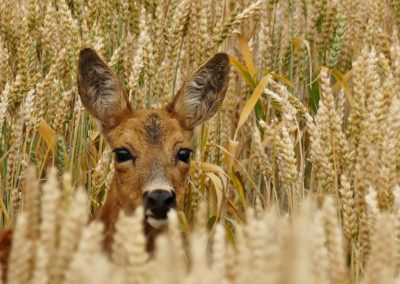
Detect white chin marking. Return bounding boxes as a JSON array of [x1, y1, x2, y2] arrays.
[[147, 217, 168, 229]]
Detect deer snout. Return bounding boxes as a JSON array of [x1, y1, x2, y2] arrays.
[[144, 190, 176, 220]]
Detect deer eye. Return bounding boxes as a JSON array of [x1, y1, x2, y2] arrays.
[[114, 148, 134, 163], [177, 149, 192, 163]]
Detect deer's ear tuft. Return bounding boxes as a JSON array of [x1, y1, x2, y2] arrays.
[[167, 53, 230, 129], [78, 48, 130, 128]]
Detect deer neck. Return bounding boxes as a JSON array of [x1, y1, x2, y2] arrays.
[[95, 178, 120, 252]]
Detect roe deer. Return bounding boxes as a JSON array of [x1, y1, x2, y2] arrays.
[[77, 48, 230, 251]]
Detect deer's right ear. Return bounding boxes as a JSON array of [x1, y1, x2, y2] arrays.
[[78, 48, 131, 128]]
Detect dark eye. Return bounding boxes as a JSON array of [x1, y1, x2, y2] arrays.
[[177, 149, 192, 163], [114, 148, 134, 163]]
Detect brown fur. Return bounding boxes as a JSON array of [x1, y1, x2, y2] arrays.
[[80, 48, 230, 252], [0, 229, 12, 282], [0, 49, 229, 278], [95, 109, 193, 251]]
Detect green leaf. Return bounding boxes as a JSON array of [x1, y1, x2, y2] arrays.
[[231, 171, 246, 208], [207, 216, 217, 230], [309, 72, 320, 114], [229, 55, 256, 87]]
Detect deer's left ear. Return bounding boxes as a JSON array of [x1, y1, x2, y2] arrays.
[[167, 53, 230, 129]]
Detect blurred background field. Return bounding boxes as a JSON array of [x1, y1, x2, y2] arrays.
[[1, 0, 400, 283]]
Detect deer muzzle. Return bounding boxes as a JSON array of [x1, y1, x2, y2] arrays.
[[144, 190, 176, 228]]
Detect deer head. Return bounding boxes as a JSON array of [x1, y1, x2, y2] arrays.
[[77, 48, 229, 238]]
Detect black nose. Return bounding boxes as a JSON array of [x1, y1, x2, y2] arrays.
[[145, 190, 176, 219]]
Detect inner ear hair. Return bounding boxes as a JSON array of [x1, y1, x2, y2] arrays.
[[77, 48, 130, 128], [167, 53, 230, 129]]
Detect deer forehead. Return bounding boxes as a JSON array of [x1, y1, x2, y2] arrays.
[[105, 110, 192, 193], [105, 110, 193, 152]]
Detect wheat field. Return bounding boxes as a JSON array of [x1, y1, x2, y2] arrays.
[[0, 0, 400, 283]]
